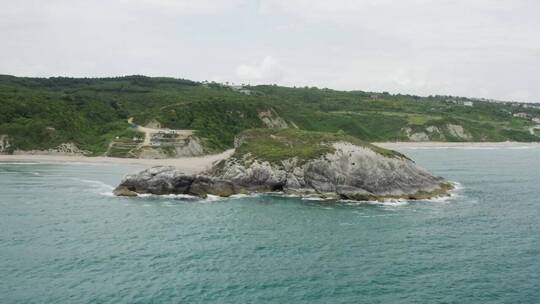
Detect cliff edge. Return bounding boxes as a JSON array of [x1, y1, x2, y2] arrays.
[[114, 129, 452, 201]]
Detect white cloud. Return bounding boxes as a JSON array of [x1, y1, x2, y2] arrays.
[[131, 0, 247, 15], [1, 0, 539, 101], [235, 56, 284, 83]]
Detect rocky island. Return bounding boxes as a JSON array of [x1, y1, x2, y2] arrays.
[[114, 129, 453, 201]]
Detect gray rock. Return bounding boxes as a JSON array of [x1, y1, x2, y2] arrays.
[[118, 166, 195, 195], [189, 176, 240, 198], [113, 186, 138, 197], [114, 142, 452, 201]]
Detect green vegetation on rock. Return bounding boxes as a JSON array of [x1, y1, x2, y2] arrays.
[[234, 128, 404, 163]]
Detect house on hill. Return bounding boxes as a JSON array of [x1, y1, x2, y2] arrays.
[[513, 112, 530, 119]]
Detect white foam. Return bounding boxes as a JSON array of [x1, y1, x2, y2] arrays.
[[204, 194, 224, 202], [339, 198, 408, 207], [100, 191, 114, 197], [507, 146, 536, 150], [302, 196, 325, 201], [0, 162, 44, 165], [229, 193, 251, 198], [72, 178, 114, 190], [106, 181, 467, 206], [160, 194, 200, 200], [115, 192, 226, 203]]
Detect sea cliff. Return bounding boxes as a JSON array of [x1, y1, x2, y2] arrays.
[[114, 129, 452, 201]]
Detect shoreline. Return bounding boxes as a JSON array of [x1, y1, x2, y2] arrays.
[[0, 149, 234, 174], [374, 141, 540, 149], [1, 141, 539, 169]]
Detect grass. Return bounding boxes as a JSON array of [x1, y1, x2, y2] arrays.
[[105, 129, 144, 157], [234, 128, 404, 163], [2, 75, 540, 155]]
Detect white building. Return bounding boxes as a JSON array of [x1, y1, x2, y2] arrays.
[[513, 112, 529, 119]]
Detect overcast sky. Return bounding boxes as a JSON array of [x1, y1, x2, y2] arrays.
[[1, 0, 539, 102]]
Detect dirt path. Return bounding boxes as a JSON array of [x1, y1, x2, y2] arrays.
[[128, 117, 194, 146]]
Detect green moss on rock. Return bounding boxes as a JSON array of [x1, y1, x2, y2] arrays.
[[233, 128, 406, 163]]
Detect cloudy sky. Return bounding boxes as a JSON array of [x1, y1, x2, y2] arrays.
[[1, 0, 539, 102]]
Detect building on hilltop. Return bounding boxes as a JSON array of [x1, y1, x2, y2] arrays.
[[513, 112, 530, 119]]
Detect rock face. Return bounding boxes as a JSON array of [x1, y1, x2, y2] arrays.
[[115, 140, 452, 201], [137, 136, 205, 159], [13, 142, 89, 156], [0, 135, 11, 154], [206, 142, 451, 200], [403, 124, 472, 141], [114, 166, 241, 198], [258, 109, 290, 129], [446, 124, 472, 140]]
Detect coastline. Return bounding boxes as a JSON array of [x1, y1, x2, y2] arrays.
[[0, 149, 234, 174], [374, 141, 540, 149], [2, 141, 539, 173]]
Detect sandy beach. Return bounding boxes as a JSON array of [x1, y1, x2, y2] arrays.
[[2, 142, 539, 172], [0, 149, 234, 174]]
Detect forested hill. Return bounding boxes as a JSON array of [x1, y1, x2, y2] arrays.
[[1, 74, 539, 156]]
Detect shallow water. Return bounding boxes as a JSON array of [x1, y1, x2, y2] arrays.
[[1, 147, 540, 303]]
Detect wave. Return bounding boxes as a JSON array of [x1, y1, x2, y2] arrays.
[[0, 161, 122, 166], [74, 178, 114, 190], [302, 196, 326, 201], [112, 192, 226, 203], [340, 199, 410, 207], [71, 178, 121, 198], [107, 181, 466, 206], [0, 162, 45, 165]]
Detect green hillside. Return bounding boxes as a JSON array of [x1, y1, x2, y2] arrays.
[[1, 75, 539, 156]]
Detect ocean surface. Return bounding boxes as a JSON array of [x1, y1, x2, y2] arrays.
[[1, 146, 540, 303]]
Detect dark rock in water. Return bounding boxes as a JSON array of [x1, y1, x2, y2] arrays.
[[117, 166, 195, 195], [190, 176, 240, 198], [114, 140, 452, 201], [113, 186, 138, 197]]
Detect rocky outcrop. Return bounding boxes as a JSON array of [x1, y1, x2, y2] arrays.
[[404, 128, 430, 142], [0, 135, 11, 154], [207, 142, 451, 200], [446, 124, 472, 140], [258, 109, 289, 129], [173, 136, 205, 157], [115, 141, 452, 201], [13, 142, 90, 156], [137, 136, 205, 159], [113, 166, 242, 198], [403, 124, 472, 141]]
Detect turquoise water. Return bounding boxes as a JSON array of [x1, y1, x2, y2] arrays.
[[1, 147, 540, 303]]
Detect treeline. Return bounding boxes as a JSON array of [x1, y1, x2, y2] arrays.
[[0, 75, 539, 154]]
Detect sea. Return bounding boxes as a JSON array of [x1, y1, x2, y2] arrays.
[[1, 145, 540, 303]]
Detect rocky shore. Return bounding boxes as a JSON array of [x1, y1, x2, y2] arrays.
[[114, 129, 452, 201]]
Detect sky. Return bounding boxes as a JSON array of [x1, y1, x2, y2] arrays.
[[1, 0, 539, 102]]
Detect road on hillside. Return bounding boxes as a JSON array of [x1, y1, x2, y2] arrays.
[[128, 118, 195, 146]]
